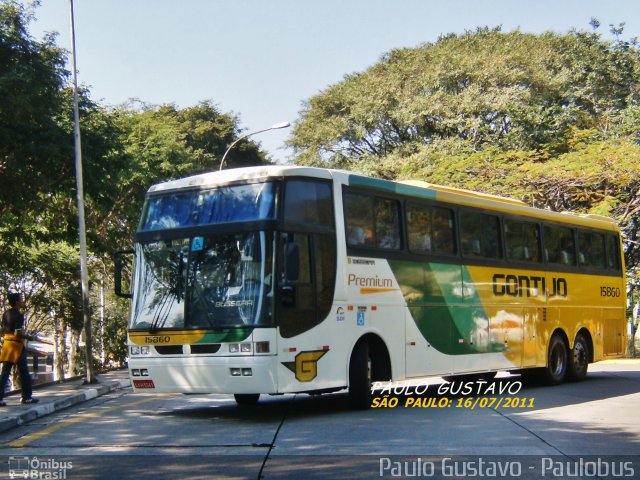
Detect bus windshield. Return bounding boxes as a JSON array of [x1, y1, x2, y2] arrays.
[[130, 231, 274, 330]]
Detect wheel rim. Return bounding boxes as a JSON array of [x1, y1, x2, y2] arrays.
[[573, 340, 587, 371]]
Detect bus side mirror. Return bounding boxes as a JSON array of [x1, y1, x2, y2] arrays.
[[284, 243, 299, 282], [114, 250, 134, 299]]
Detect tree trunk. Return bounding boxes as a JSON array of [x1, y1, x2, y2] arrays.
[[631, 294, 640, 357], [68, 328, 80, 377], [53, 313, 66, 381]]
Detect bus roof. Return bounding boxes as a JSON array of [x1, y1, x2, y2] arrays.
[[147, 165, 335, 194], [146, 166, 619, 232]]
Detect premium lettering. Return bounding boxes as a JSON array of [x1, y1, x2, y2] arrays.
[[348, 274, 393, 288]]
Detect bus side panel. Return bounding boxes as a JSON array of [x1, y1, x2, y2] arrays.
[[393, 260, 459, 378], [464, 265, 542, 371], [603, 307, 626, 357], [546, 270, 625, 362], [276, 310, 351, 393]]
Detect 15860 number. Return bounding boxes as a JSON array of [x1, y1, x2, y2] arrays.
[[144, 336, 171, 344], [600, 286, 621, 298]]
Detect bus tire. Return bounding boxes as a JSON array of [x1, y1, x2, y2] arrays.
[[568, 332, 590, 381], [348, 341, 372, 410], [543, 334, 568, 385], [234, 394, 260, 405]]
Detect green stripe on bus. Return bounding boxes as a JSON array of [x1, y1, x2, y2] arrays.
[[196, 329, 253, 343], [389, 260, 505, 355], [348, 175, 437, 201]]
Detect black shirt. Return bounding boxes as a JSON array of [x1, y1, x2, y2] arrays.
[[2, 308, 25, 334]]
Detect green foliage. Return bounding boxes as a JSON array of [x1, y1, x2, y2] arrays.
[[0, 0, 68, 223], [289, 27, 640, 167]]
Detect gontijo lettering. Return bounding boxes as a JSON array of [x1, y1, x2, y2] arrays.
[[492, 273, 567, 298]]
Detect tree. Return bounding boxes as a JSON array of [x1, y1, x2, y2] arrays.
[[289, 27, 640, 171]]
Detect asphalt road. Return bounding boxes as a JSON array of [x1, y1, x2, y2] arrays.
[[0, 360, 638, 479]]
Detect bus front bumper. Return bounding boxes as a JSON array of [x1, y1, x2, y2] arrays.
[[128, 355, 278, 394]]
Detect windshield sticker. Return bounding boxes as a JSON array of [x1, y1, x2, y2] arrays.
[[191, 236, 205, 251]]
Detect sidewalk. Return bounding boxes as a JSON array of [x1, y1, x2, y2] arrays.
[[0, 369, 131, 434]]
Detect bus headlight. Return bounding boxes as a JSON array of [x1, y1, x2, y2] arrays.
[[229, 343, 252, 353]]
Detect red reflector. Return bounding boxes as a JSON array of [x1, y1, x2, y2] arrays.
[[347, 305, 354, 311], [289, 347, 297, 352], [323, 345, 330, 351], [133, 379, 155, 389], [410, 341, 416, 346], [372, 306, 377, 311]]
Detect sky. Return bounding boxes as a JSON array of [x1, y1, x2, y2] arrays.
[[21, 0, 640, 164]]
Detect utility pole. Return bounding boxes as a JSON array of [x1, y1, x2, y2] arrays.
[[69, 0, 95, 384]]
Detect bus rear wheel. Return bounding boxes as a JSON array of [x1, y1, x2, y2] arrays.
[[568, 332, 590, 381], [543, 334, 568, 385], [234, 394, 260, 405], [348, 342, 372, 410]]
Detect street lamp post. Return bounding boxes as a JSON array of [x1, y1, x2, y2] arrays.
[[69, 0, 95, 384], [219, 121, 290, 171]]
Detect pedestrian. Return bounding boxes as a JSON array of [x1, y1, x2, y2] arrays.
[[0, 292, 38, 406]]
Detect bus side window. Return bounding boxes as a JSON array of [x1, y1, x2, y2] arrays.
[[407, 204, 432, 253], [375, 198, 401, 249], [505, 219, 540, 263], [460, 211, 501, 259], [544, 225, 576, 266], [606, 234, 621, 271], [578, 231, 605, 269], [433, 207, 455, 255], [345, 193, 374, 247]]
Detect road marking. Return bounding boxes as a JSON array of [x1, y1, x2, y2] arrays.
[[8, 397, 157, 448]]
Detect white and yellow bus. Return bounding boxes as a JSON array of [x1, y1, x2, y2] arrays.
[[117, 166, 626, 408]]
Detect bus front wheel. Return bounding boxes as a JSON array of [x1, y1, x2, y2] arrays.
[[234, 394, 260, 406], [348, 342, 372, 410], [543, 334, 568, 385]]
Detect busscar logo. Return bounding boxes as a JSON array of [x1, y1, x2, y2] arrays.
[[282, 350, 328, 382]]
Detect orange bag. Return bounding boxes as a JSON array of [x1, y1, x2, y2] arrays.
[[0, 333, 24, 364]]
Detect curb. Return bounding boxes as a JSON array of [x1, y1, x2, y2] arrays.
[[0, 377, 131, 434]]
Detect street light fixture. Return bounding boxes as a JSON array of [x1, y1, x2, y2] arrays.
[[219, 121, 290, 171]]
